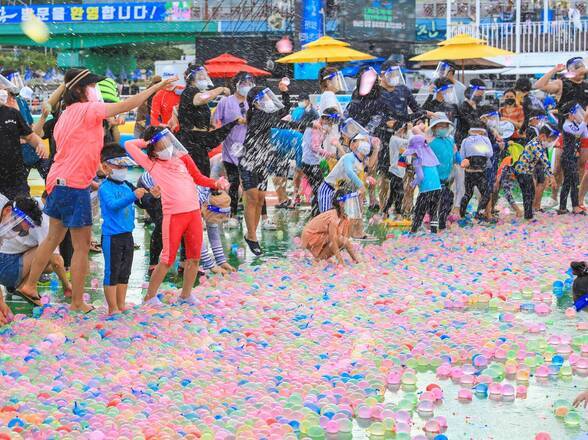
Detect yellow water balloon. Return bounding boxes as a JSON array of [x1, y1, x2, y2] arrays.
[[21, 12, 50, 44]]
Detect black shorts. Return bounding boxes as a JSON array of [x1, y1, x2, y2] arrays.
[[239, 165, 268, 191], [102, 232, 134, 286], [534, 165, 546, 184]]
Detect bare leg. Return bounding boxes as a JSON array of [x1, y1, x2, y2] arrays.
[[180, 258, 199, 299], [293, 168, 303, 200], [533, 182, 546, 210], [553, 149, 563, 201], [378, 174, 390, 210], [579, 171, 588, 207], [18, 217, 67, 299], [116, 284, 129, 311], [69, 226, 93, 312], [254, 191, 266, 233], [104, 285, 120, 314], [272, 176, 288, 204], [145, 262, 171, 301], [580, 148, 588, 181], [48, 254, 71, 291], [244, 188, 259, 242]]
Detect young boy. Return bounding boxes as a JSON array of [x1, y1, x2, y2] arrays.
[[384, 121, 410, 219], [98, 143, 146, 314], [459, 125, 494, 219]]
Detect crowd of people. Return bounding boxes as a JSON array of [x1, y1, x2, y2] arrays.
[[0, 55, 587, 324]]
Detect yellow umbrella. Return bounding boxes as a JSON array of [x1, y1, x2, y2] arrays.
[[410, 34, 513, 66], [277, 36, 375, 64]]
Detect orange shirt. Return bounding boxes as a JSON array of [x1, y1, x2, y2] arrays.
[[150, 88, 182, 127], [499, 105, 524, 138], [301, 210, 349, 258]]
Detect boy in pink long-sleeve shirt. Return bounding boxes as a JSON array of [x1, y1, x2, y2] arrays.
[[124, 126, 228, 306]]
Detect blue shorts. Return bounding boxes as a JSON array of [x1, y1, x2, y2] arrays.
[[44, 186, 93, 228], [0, 253, 23, 289]]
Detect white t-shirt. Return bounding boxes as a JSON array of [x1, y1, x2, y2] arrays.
[[0, 213, 51, 255]]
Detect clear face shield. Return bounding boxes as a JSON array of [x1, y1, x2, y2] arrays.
[[570, 103, 586, 124], [433, 62, 453, 80], [382, 66, 405, 87], [340, 118, 369, 141], [497, 120, 515, 140], [337, 192, 362, 219], [253, 88, 285, 114], [481, 111, 500, 129], [189, 66, 214, 91], [323, 71, 350, 93], [529, 114, 547, 129], [149, 128, 189, 160], [236, 76, 255, 96], [0, 203, 36, 239], [358, 67, 378, 96], [436, 84, 457, 105], [565, 58, 586, 78]]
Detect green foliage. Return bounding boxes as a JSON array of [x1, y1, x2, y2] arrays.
[[0, 48, 56, 71], [94, 44, 185, 70]]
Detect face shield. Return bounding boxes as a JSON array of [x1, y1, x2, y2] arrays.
[[0, 204, 35, 239], [253, 88, 284, 114], [189, 66, 214, 91], [340, 118, 369, 141], [497, 121, 515, 139], [236, 75, 255, 97], [570, 103, 586, 123], [565, 58, 586, 78], [19, 86, 34, 101], [323, 71, 349, 93], [105, 156, 137, 168], [433, 62, 453, 79], [0, 90, 8, 106], [5, 72, 24, 92], [358, 67, 378, 96], [337, 192, 362, 219], [382, 66, 405, 87], [149, 128, 189, 160], [435, 84, 457, 105], [481, 111, 500, 128]]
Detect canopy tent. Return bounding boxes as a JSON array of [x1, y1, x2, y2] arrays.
[[277, 36, 376, 64], [204, 53, 271, 78]]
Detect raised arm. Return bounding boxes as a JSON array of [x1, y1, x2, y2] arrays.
[[533, 65, 564, 94], [193, 87, 230, 106], [105, 77, 177, 119], [124, 139, 154, 170]]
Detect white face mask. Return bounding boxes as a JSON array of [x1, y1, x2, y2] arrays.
[[388, 77, 400, 87], [238, 85, 252, 97], [157, 146, 174, 161], [0, 90, 7, 106], [196, 80, 209, 91], [110, 168, 127, 182], [86, 86, 100, 102]]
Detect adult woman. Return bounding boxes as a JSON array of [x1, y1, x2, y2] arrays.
[[214, 71, 254, 225], [499, 89, 524, 140], [239, 83, 308, 256], [317, 67, 347, 160], [177, 63, 235, 177], [301, 189, 359, 265], [0, 196, 71, 306], [134, 75, 162, 138], [18, 68, 175, 313]]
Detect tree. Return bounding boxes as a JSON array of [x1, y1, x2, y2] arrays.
[[94, 44, 185, 70], [0, 48, 56, 71]]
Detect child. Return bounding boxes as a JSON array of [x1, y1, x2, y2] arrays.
[[98, 143, 146, 314], [459, 126, 494, 219], [571, 261, 588, 311], [301, 189, 359, 265], [136, 172, 162, 276], [198, 188, 236, 275], [403, 135, 442, 233], [300, 107, 340, 216], [384, 121, 410, 219], [124, 127, 228, 305], [559, 102, 586, 215], [494, 142, 524, 217], [427, 112, 460, 230]]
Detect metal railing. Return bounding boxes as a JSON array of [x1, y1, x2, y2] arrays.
[[448, 20, 588, 53]]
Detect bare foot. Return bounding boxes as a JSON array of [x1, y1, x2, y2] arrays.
[[108, 308, 122, 315], [63, 282, 73, 298], [70, 302, 95, 313], [117, 303, 131, 312], [17, 282, 39, 301], [211, 266, 228, 275]]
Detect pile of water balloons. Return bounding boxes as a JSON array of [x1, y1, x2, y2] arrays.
[[0, 214, 587, 438]]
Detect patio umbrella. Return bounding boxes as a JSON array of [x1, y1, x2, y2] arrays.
[[410, 34, 514, 76], [204, 53, 271, 78], [276, 36, 375, 64]]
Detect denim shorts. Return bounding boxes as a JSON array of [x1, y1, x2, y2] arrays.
[[0, 252, 23, 289], [44, 186, 93, 228]]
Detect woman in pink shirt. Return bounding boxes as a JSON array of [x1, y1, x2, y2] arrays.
[[18, 68, 175, 313], [125, 126, 228, 305]]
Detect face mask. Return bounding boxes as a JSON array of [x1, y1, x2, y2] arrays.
[[504, 98, 516, 106], [472, 95, 483, 104], [86, 86, 100, 102], [388, 77, 400, 87], [157, 146, 173, 161], [110, 168, 127, 182], [238, 85, 252, 96], [435, 128, 450, 138], [0, 90, 7, 106], [196, 80, 209, 91]]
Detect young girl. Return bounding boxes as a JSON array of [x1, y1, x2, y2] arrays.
[[301, 189, 359, 265], [124, 126, 229, 305], [403, 135, 442, 233]]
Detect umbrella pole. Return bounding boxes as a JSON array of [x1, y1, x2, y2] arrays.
[[461, 59, 465, 83]]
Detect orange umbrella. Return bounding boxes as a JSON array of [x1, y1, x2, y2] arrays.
[[204, 53, 271, 78]]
